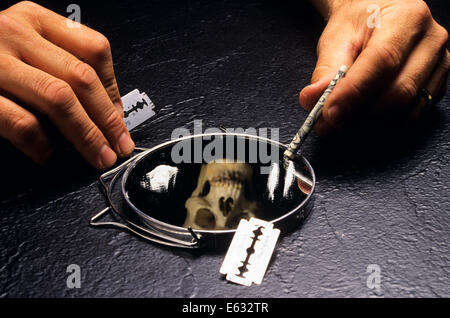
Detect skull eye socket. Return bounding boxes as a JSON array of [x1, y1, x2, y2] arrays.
[[195, 208, 216, 229], [199, 181, 210, 197]]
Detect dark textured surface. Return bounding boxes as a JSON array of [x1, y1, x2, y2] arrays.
[[0, 0, 449, 297]]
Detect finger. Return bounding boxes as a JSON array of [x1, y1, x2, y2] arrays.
[[11, 2, 123, 113], [408, 50, 450, 123], [299, 21, 359, 112], [0, 54, 117, 169], [0, 94, 53, 165], [378, 25, 449, 111], [314, 116, 335, 136], [322, 22, 426, 128], [298, 20, 359, 136], [17, 33, 134, 157]]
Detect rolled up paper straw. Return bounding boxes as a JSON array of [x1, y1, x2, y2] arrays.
[[284, 65, 348, 160]]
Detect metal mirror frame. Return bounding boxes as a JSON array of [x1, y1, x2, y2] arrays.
[[90, 133, 316, 250]]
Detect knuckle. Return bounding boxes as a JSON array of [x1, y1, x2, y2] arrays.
[[399, 1, 432, 27], [6, 1, 41, 23], [0, 54, 17, 71], [376, 44, 402, 71], [70, 61, 98, 88], [39, 78, 74, 109], [409, 1, 432, 25], [79, 124, 102, 147], [435, 25, 449, 48], [105, 83, 121, 103], [102, 74, 118, 93], [14, 1, 39, 10], [316, 35, 327, 56], [0, 11, 22, 35], [396, 77, 418, 103], [0, 12, 11, 28], [102, 110, 125, 134], [89, 33, 111, 61], [11, 114, 40, 146], [311, 64, 333, 84]]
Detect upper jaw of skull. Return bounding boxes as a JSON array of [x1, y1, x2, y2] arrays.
[[184, 161, 257, 230]]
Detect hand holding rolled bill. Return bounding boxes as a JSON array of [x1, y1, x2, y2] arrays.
[[284, 65, 349, 160]]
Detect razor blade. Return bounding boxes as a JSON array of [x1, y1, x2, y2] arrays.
[[220, 218, 280, 286], [122, 89, 156, 131]]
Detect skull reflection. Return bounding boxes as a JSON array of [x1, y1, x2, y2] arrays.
[[184, 160, 258, 230]]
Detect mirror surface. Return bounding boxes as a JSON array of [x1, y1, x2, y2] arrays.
[[124, 135, 313, 230]]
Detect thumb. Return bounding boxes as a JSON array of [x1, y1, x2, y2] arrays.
[[299, 24, 358, 114]]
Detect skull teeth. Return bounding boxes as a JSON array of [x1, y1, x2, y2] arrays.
[[210, 180, 243, 188], [211, 173, 246, 185]]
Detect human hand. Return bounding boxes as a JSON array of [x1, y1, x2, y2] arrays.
[[0, 1, 134, 169], [301, 0, 449, 134]]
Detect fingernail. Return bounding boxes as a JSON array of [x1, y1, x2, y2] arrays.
[[117, 132, 135, 156], [327, 105, 345, 126], [99, 144, 117, 169]]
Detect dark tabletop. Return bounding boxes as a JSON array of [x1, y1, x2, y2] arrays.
[[0, 0, 449, 298]]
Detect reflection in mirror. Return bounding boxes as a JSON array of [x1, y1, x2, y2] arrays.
[[124, 135, 314, 231], [140, 165, 178, 193], [184, 160, 258, 230]]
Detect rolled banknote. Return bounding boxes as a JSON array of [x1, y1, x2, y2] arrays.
[[284, 65, 349, 160]]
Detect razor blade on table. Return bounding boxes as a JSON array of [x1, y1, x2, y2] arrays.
[[122, 89, 156, 131], [220, 218, 280, 286]]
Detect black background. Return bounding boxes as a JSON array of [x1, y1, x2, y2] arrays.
[[0, 0, 449, 297]]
